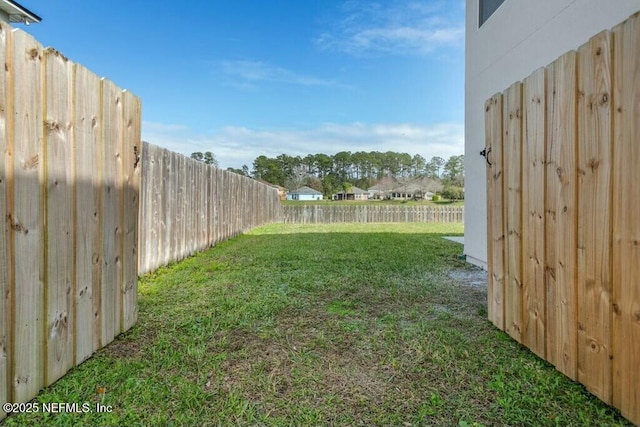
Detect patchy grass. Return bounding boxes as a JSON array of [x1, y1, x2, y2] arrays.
[[2, 223, 631, 426]]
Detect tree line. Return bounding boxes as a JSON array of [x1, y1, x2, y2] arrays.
[[191, 150, 464, 199]]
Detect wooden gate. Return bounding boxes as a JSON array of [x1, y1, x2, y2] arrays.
[[485, 13, 639, 425]]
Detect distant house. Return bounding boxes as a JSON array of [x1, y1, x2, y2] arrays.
[[332, 186, 369, 201], [390, 177, 440, 201], [287, 186, 323, 201], [367, 176, 399, 199], [369, 176, 441, 201], [0, 0, 41, 24]]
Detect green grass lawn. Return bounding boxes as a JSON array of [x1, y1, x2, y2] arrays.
[[2, 223, 631, 426]]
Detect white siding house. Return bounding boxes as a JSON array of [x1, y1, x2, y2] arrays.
[[464, 0, 640, 269], [287, 186, 323, 201], [0, 0, 41, 24]]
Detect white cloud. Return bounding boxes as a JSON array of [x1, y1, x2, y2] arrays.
[[142, 120, 464, 170], [316, 0, 464, 56], [220, 60, 342, 89]]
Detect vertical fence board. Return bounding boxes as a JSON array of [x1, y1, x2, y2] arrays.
[[0, 22, 141, 421], [100, 79, 123, 346], [121, 91, 140, 332], [485, 94, 505, 330], [612, 14, 640, 424], [546, 51, 578, 380], [544, 61, 559, 367], [146, 145, 157, 271], [522, 68, 547, 358], [0, 22, 8, 418], [484, 14, 640, 425], [138, 142, 151, 274], [162, 149, 172, 267], [178, 154, 186, 260], [43, 48, 74, 384], [74, 64, 102, 363], [171, 151, 180, 262], [503, 83, 523, 342], [576, 31, 613, 402], [11, 29, 44, 402], [280, 205, 464, 224]]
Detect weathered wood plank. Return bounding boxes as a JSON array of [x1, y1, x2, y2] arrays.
[[149, 145, 161, 271], [522, 68, 546, 358], [161, 148, 171, 268], [546, 51, 578, 380], [206, 165, 214, 247], [214, 167, 221, 244], [169, 151, 179, 263], [611, 15, 640, 424], [0, 22, 10, 418], [138, 142, 152, 274], [74, 64, 102, 363], [576, 30, 613, 403], [11, 29, 44, 403], [100, 79, 123, 346], [43, 48, 74, 385], [177, 153, 186, 260], [503, 82, 523, 343], [485, 93, 505, 330], [121, 91, 141, 332]]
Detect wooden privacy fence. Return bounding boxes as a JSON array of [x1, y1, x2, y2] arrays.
[[0, 25, 141, 420], [282, 205, 463, 224], [138, 143, 283, 275], [485, 13, 639, 425]]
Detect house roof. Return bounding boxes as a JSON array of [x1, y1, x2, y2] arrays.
[[1, 0, 41, 24], [392, 176, 441, 193], [290, 186, 322, 195], [257, 180, 286, 191], [368, 176, 399, 191], [336, 186, 367, 194]]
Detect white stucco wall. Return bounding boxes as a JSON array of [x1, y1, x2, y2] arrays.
[[464, 0, 640, 269]]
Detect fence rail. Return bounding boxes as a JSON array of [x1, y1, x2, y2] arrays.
[[138, 143, 283, 275], [485, 13, 640, 425], [0, 24, 141, 419], [282, 205, 463, 224]]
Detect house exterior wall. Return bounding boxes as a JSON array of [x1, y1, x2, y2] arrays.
[[464, 0, 640, 269], [287, 193, 322, 201]]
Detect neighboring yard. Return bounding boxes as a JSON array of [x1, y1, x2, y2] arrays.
[[281, 199, 464, 207], [2, 223, 631, 426]]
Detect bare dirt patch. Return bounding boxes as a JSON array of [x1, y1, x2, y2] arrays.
[[447, 267, 488, 291]]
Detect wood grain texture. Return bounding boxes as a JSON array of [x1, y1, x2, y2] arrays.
[[0, 22, 10, 417], [544, 61, 559, 368], [121, 91, 141, 332], [522, 68, 547, 358], [485, 94, 505, 330], [74, 64, 102, 363], [100, 79, 123, 346], [137, 141, 151, 274], [503, 82, 524, 343], [43, 47, 74, 385], [546, 51, 579, 380], [576, 31, 613, 403], [161, 148, 171, 268], [11, 29, 44, 403], [611, 14, 640, 424]]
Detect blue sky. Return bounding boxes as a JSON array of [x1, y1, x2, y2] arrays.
[[19, 0, 465, 169]]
